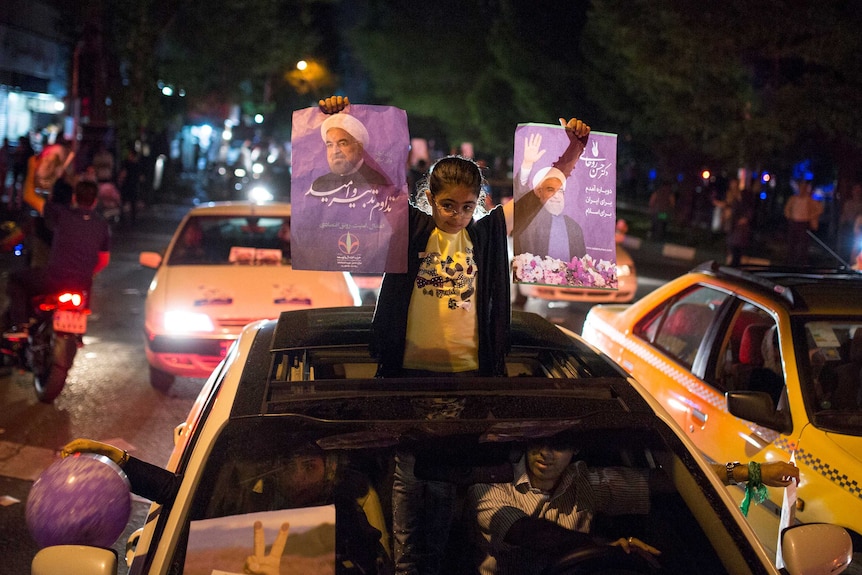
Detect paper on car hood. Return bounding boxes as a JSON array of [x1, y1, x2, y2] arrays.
[[162, 266, 354, 317]]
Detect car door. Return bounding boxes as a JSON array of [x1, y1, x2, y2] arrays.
[[622, 284, 731, 441]]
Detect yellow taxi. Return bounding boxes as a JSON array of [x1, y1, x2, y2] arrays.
[[582, 261, 862, 570]]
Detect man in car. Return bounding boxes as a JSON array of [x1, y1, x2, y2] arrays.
[[60, 438, 393, 575], [4, 154, 111, 338], [468, 438, 799, 575]]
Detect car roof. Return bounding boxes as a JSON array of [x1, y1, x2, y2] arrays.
[[186, 201, 291, 217], [695, 260, 862, 313], [226, 307, 638, 420]]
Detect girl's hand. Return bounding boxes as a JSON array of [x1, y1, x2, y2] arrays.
[[318, 96, 350, 114]]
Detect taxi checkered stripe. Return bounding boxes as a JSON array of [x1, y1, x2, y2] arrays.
[[590, 315, 784, 445], [775, 438, 862, 501], [589, 315, 727, 412]]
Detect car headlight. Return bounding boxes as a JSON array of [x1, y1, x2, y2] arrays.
[[164, 311, 215, 333], [617, 264, 632, 277]]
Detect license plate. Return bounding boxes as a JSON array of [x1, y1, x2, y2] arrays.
[[53, 310, 87, 334]]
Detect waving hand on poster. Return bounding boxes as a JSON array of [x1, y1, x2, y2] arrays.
[[290, 100, 409, 273]]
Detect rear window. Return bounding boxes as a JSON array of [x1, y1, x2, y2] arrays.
[[168, 215, 291, 265]]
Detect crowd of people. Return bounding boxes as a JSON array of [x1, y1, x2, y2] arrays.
[[641, 174, 862, 268]]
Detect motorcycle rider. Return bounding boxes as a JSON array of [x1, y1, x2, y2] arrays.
[[3, 153, 111, 338]]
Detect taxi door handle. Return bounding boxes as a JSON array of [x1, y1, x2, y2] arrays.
[[688, 407, 707, 433]]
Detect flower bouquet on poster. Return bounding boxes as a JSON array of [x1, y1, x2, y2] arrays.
[[511, 119, 618, 290], [512, 252, 619, 289]]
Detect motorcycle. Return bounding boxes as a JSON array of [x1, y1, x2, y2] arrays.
[[2, 288, 89, 403]]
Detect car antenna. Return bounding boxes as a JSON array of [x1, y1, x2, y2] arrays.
[[807, 230, 853, 270]]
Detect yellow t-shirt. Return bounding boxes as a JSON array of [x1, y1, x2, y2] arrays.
[[403, 228, 478, 372]]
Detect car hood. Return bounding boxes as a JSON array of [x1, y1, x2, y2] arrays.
[[161, 265, 356, 325]]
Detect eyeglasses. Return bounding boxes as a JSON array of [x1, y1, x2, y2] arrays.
[[433, 200, 476, 218]]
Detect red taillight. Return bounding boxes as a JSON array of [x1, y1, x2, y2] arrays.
[[58, 292, 83, 307], [38, 291, 88, 312]]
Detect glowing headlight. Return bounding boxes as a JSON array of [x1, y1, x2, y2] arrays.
[[617, 264, 632, 277], [164, 311, 215, 333], [248, 185, 274, 203]]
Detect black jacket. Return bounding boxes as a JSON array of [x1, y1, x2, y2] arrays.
[[371, 204, 510, 376]]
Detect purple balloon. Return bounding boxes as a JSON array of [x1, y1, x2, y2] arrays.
[[26, 453, 131, 549]]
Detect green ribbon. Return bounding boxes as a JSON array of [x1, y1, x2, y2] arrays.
[[740, 461, 769, 516]]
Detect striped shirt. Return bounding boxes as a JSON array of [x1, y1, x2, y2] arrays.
[[468, 457, 650, 575]]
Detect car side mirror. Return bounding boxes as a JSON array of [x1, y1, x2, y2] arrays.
[[726, 390, 793, 434], [32, 545, 118, 575], [782, 523, 852, 575]]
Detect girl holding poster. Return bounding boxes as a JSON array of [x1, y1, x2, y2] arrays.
[[317, 96, 591, 575]]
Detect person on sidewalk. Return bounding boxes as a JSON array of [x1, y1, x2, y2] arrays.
[[648, 181, 675, 242], [717, 178, 754, 266], [783, 180, 823, 266]]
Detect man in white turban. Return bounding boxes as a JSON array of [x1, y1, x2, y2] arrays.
[[310, 112, 392, 196], [512, 126, 588, 262]]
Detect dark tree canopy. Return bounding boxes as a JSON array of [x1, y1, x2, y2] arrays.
[[53, 0, 862, 187]]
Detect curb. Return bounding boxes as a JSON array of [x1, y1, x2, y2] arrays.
[[620, 235, 772, 266]]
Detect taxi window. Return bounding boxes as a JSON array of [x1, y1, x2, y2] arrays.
[[710, 303, 783, 403], [634, 286, 727, 370]]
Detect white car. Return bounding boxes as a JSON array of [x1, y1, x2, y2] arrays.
[[139, 201, 361, 387], [33, 308, 852, 575]]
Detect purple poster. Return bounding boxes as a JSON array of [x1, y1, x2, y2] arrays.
[[511, 123, 618, 290], [291, 104, 409, 273]]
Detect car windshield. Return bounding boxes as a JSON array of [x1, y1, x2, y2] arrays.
[[799, 317, 862, 434], [161, 402, 771, 575], [167, 215, 290, 266]]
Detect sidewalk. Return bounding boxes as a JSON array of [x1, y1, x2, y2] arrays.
[[616, 200, 783, 267]]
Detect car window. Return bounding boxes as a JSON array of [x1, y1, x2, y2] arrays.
[[634, 286, 728, 370], [168, 215, 291, 265], [159, 419, 766, 575], [802, 320, 862, 433], [708, 303, 783, 403]]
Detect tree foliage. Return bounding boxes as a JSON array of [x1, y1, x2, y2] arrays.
[[344, 0, 591, 157], [54, 0, 862, 186], [580, 0, 862, 183]]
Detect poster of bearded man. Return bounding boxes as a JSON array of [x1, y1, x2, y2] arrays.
[[291, 103, 409, 274]]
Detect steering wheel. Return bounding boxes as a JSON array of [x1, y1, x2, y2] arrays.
[[541, 543, 660, 575]]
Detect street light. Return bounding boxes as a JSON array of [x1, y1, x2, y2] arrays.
[[286, 59, 332, 95]]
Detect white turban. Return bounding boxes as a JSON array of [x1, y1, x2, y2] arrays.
[[321, 114, 369, 148], [532, 166, 567, 191]]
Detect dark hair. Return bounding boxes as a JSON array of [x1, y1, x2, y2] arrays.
[[74, 180, 99, 208], [427, 155, 483, 197], [415, 155, 488, 215]]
